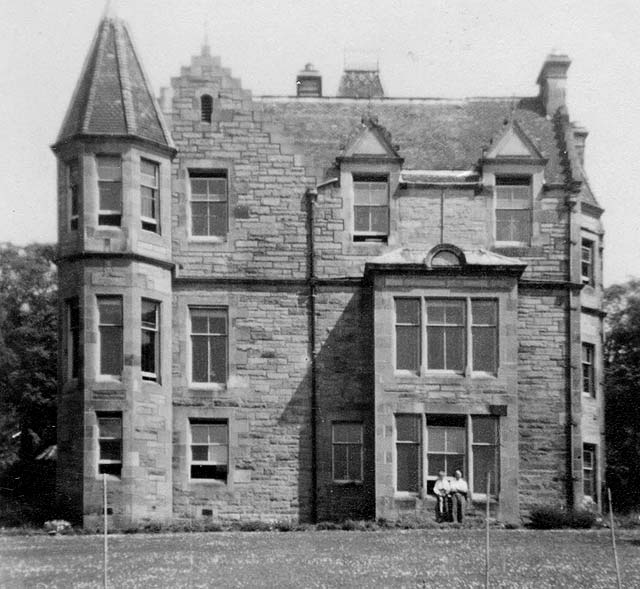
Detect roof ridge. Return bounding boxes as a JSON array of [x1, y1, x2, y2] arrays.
[[114, 20, 136, 134], [82, 18, 110, 133]]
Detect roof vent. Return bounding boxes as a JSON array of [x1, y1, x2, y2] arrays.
[[296, 63, 322, 97]]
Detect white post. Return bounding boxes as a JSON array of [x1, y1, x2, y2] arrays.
[[608, 488, 622, 589], [103, 473, 108, 589], [485, 472, 491, 589]]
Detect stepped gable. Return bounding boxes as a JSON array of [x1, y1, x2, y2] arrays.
[[55, 14, 173, 150]]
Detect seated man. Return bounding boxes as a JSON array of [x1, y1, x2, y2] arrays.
[[433, 470, 451, 523], [450, 469, 469, 523]]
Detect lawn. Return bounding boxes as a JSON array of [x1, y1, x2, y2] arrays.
[[2, 529, 640, 588]]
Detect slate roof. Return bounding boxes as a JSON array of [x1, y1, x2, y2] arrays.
[[55, 16, 173, 150]]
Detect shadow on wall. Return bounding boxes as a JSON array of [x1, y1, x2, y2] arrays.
[[278, 288, 376, 523]]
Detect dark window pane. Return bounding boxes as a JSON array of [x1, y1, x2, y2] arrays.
[[208, 202, 227, 236], [472, 301, 496, 325], [448, 428, 466, 454], [354, 206, 369, 231], [141, 301, 157, 327], [191, 446, 208, 461], [191, 313, 210, 334], [191, 178, 209, 196], [473, 445, 498, 495], [446, 327, 465, 371], [192, 336, 209, 382], [206, 178, 227, 200], [191, 202, 209, 235], [396, 415, 420, 442], [428, 454, 445, 477], [473, 327, 497, 372], [427, 326, 445, 369], [396, 325, 420, 371], [98, 214, 121, 226], [98, 417, 121, 439], [427, 302, 446, 324], [397, 444, 420, 492], [396, 299, 420, 324], [333, 445, 348, 480], [191, 465, 227, 480], [99, 463, 121, 476], [428, 427, 446, 452], [209, 424, 227, 444], [209, 336, 227, 383], [141, 186, 155, 218], [100, 440, 122, 461], [97, 157, 121, 180], [191, 425, 209, 444], [445, 302, 464, 325], [99, 182, 121, 211], [370, 207, 389, 233], [472, 417, 498, 445], [347, 445, 362, 481], [208, 315, 227, 335], [99, 299, 122, 325], [496, 209, 530, 242], [141, 330, 155, 374], [334, 423, 361, 444], [100, 326, 122, 374]]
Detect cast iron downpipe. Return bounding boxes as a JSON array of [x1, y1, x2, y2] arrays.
[[306, 187, 318, 523]]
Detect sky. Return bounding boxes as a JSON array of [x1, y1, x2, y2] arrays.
[[1, 0, 638, 285]]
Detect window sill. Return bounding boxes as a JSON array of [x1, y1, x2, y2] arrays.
[[494, 241, 530, 249], [582, 392, 597, 399], [188, 236, 228, 244], [188, 383, 227, 391], [94, 376, 123, 385], [189, 478, 228, 486], [332, 480, 363, 486]]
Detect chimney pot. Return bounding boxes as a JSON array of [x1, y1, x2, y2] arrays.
[[296, 63, 322, 97]]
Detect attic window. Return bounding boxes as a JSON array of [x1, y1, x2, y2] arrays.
[[495, 176, 532, 244], [353, 174, 389, 242], [201, 94, 213, 123]]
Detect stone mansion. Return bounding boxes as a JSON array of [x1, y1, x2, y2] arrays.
[[52, 11, 604, 527]]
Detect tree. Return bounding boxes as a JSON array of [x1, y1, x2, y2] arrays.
[[0, 243, 57, 479], [604, 278, 640, 512]]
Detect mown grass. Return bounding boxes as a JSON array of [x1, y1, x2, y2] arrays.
[[2, 529, 640, 588]]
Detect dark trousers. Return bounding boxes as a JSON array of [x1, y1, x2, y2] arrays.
[[435, 495, 450, 522], [451, 492, 466, 523]]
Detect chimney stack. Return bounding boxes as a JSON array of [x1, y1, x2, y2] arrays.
[[571, 123, 588, 167], [296, 63, 322, 97], [537, 53, 571, 116]]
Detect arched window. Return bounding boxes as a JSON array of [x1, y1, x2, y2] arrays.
[[200, 94, 213, 123], [426, 244, 465, 268]]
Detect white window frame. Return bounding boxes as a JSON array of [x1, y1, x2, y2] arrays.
[[189, 306, 228, 387], [353, 174, 389, 241], [582, 342, 596, 397], [394, 297, 499, 376], [65, 298, 80, 381], [189, 419, 229, 483], [331, 422, 364, 483], [140, 158, 160, 233], [96, 155, 122, 227], [67, 160, 80, 231], [97, 412, 122, 477], [583, 443, 597, 501], [494, 176, 532, 246], [581, 239, 595, 285], [188, 170, 228, 240], [97, 295, 123, 379], [141, 299, 160, 382]]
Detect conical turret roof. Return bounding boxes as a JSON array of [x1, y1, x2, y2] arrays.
[[55, 14, 173, 150]]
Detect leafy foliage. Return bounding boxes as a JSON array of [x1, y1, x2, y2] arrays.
[[605, 279, 640, 512], [0, 243, 57, 484], [528, 506, 596, 529]]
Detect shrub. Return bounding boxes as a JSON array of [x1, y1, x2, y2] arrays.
[[316, 521, 341, 531], [237, 520, 272, 532], [528, 506, 596, 529]]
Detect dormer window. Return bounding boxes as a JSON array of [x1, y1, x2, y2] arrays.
[[495, 176, 531, 245], [353, 174, 389, 242], [201, 94, 213, 123]]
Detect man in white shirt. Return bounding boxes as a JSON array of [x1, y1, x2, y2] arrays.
[[433, 470, 451, 522], [450, 469, 469, 523]]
